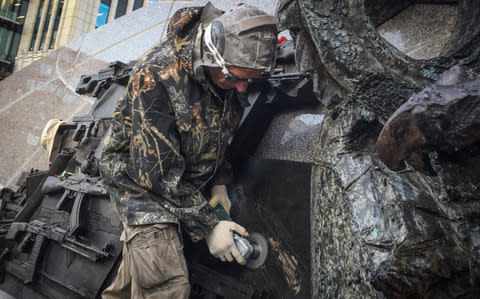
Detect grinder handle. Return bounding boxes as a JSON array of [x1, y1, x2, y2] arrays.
[[213, 204, 232, 221]]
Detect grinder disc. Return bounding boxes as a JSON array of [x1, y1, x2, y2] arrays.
[[245, 232, 269, 270]]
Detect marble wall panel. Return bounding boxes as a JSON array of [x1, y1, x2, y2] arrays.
[[0, 56, 58, 108], [54, 37, 90, 70], [92, 23, 167, 63], [2, 103, 93, 190], [78, 2, 175, 58], [0, 79, 91, 186]]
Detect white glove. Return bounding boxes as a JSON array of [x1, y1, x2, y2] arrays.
[[206, 220, 248, 265], [209, 185, 231, 214]]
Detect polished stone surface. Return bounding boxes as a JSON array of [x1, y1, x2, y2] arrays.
[[0, 0, 279, 188], [378, 4, 457, 60], [0, 290, 16, 299], [255, 109, 324, 163]]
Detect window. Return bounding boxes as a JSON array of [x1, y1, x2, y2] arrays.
[[0, 27, 15, 61], [115, 0, 127, 19], [96, 0, 111, 28], [0, 0, 29, 77], [29, 0, 45, 51], [133, 0, 143, 11], [48, 0, 63, 49], [39, 0, 54, 50]]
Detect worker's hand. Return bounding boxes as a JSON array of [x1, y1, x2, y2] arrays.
[[206, 220, 248, 265], [209, 185, 231, 214]]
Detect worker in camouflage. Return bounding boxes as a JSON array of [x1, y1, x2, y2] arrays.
[[99, 3, 277, 298]]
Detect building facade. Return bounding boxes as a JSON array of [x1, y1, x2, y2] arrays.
[[0, 0, 29, 79], [0, 0, 160, 78]]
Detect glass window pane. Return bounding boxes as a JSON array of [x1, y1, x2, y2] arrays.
[[115, 0, 127, 19], [0, 0, 28, 78], [133, 0, 143, 11], [1, 0, 22, 19], [39, 0, 54, 50], [0, 28, 11, 60], [48, 0, 63, 49], [29, 0, 45, 51], [8, 0, 20, 19], [16, 0, 28, 23], [0, 0, 11, 18], [3, 30, 13, 57], [96, 0, 110, 28], [0, 25, 20, 60], [6, 26, 20, 60]]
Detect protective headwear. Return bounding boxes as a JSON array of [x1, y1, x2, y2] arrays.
[[40, 119, 65, 162], [201, 3, 278, 73]]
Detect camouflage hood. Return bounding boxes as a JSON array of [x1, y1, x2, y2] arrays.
[[164, 3, 277, 80], [165, 3, 223, 78], [201, 3, 277, 70]]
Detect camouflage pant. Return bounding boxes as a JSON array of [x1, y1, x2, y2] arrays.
[[102, 224, 190, 299]]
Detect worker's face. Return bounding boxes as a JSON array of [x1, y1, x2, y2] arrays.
[[208, 66, 264, 93]]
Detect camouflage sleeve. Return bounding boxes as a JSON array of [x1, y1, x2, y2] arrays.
[[99, 85, 133, 188], [125, 66, 218, 241]]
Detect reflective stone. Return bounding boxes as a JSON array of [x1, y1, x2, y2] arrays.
[[378, 4, 458, 60], [255, 110, 324, 162]]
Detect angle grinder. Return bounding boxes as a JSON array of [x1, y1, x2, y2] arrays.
[[213, 205, 269, 270]]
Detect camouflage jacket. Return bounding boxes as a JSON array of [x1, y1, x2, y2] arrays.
[[99, 5, 245, 241]]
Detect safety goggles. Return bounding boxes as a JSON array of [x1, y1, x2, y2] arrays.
[[224, 72, 254, 83]]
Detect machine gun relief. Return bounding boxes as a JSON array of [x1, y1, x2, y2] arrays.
[[6, 219, 111, 283], [41, 175, 107, 236]]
